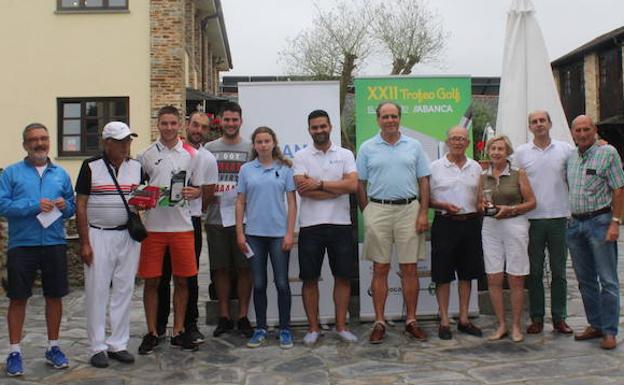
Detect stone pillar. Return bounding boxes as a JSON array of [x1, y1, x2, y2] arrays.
[[150, 0, 186, 139], [184, 0, 196, 89], [211, 56, 219, 95], [194, 13, 201, 90], [584, 53, 600, 121], [205, 43, 214, 93]]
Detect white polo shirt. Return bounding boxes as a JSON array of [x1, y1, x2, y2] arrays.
[[512, 139, 574, 219], [429, 155, 481, 214], [189, 146, 218, 217], [138, 139, 201, 232], [293, 143, 357, 227]]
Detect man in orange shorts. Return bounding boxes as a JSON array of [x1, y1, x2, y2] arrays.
[[136, 106, 203, 354]]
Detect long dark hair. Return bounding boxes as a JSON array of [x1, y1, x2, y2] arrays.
[[250, 126, 292, 167]]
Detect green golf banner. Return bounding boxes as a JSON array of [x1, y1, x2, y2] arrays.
[[355, 76, 472, 148], [355, 76, 473, 241], [355, 76, 480, 320]]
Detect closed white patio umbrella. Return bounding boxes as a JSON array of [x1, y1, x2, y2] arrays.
[[495, 0, 573, 147]]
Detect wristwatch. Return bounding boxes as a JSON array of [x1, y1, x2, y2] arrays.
[[611, 216, 621, 224]]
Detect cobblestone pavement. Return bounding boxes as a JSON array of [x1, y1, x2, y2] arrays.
[[2, 237, 624, 385]]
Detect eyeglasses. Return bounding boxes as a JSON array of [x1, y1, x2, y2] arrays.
[[448, 137, 468, 143], [25, 136, 50, 144]]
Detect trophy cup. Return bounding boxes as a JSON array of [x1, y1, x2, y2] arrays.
[[483, 189, 499, 217]]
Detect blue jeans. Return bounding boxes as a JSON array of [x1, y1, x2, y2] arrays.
[[566, 213, 620, 335], [247, 235, 291, 330]]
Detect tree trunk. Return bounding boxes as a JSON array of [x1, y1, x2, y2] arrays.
[[390, 58, 405, 75], [400, 55, 419, 75], [339, 53, 356, 113], [339, 53, 356, 151]]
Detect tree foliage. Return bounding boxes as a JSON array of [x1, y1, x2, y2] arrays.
[[279, 0, 447, 149], [371, 0, 447, 75], [280, 0, 447, 80]]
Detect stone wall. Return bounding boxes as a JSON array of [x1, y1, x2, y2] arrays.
[[150, 0, 186, 135], [584, 52, 600, 121]]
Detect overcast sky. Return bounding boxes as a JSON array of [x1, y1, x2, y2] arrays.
[[220, 0, 623, 77]]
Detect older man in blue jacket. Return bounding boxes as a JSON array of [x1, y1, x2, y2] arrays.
[[0, 123, 75, 377]]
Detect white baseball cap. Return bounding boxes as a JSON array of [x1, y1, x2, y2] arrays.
[[102, 121, 138, 140]]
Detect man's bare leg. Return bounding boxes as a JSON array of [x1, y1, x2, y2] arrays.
[[372, 262, 390, 323], [214, 268, 231, 318], [45, 297, 62, 341], [399, 263, 419, 322], [334, 277, 351, 332], [143, 278, 160, 335], [7, 299, 27, 344], [303, 280, 320, 332], [172, 275, 189, 335], [436, 283, 450, 327], [236, 267, 252, 318]]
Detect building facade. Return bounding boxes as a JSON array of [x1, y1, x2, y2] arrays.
[[0, 0, 231, 178], [552, 26, 624, 156]]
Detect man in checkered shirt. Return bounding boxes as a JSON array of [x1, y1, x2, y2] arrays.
[[566, 115, 624, 350]]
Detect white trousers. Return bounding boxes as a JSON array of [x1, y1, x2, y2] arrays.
[[84, 227, 140, 354]]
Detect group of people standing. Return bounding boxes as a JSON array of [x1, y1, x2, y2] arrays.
[[356, 103, 623, 350], [0, 100, 622, 377]]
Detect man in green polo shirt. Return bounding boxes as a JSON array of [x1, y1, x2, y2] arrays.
[[566, 115, 624, 350]]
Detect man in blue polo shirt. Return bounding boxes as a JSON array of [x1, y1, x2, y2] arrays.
[[0, 123, 76, 376], [356, 102, 431, 344]]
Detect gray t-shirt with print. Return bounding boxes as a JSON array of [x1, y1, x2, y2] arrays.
[[204, 137, 252, 225]]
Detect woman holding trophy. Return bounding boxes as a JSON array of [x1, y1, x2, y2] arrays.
[[480, 135, 536, 342]]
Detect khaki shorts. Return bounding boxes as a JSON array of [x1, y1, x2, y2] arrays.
[[362, 200, 426, 264]]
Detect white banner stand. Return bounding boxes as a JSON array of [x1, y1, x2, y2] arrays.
[[238, 81, 342, 326]]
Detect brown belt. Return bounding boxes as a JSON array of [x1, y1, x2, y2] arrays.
[[435, 212, 481, 221]]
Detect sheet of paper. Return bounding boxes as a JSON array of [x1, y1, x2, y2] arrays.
[[36, 207, 62, 228], [244, 242, 254, 259], [219, 189, 238, 227]]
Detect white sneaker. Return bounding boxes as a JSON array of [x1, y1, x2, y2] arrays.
[[337, 329, 358, 342], [303, 331, 320, 346]]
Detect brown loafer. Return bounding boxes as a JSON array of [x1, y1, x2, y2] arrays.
[[601, 335, 617, 350], [438, 325, 452, 340], [405, 321, 427, 341], [526, 321, 543, 334], [457, 321, 482, 337], [574, 326, 603, 341], [552, 320, 573, 334], [369, 322, 385, 344]]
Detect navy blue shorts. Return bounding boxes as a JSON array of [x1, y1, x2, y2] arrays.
[[6, 245, 69, 299], [298, 224, 355, 280]]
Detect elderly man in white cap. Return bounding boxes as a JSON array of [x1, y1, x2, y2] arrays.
[[75, 121, 143, 368]]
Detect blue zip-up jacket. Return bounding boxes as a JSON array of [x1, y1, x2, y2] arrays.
[[0, 159, 76, 250]]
